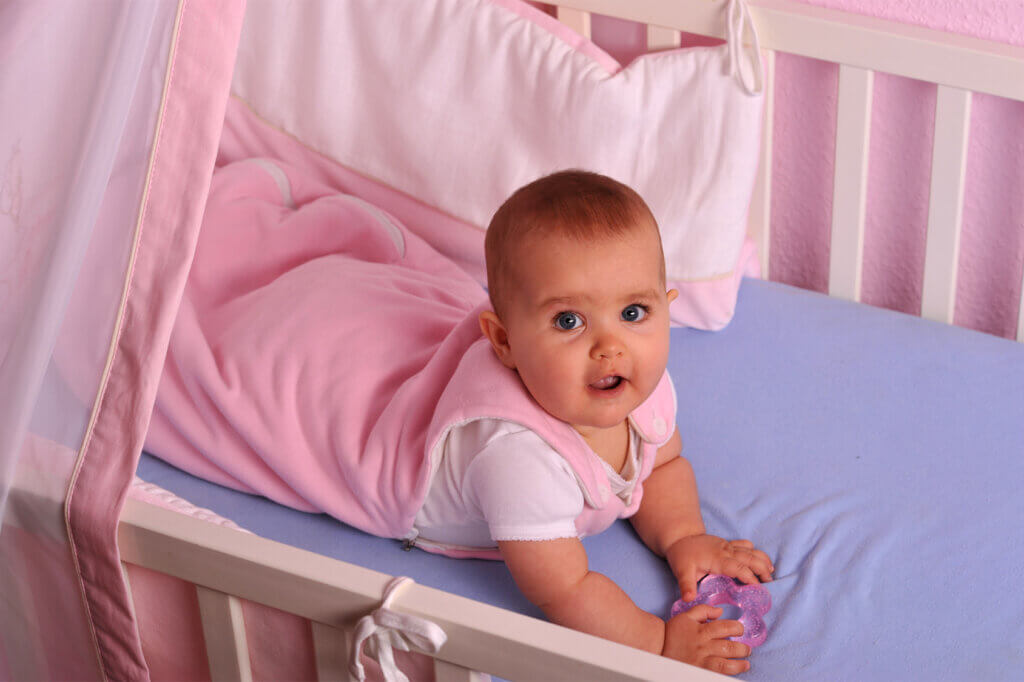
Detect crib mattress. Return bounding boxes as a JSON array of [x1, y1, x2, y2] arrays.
[[137, 277, 1024, 681]]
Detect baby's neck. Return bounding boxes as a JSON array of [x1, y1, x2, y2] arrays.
[[575, 421, 630, 474]]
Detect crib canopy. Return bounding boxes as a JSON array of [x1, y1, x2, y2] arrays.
[[0, 1, 244, 678]]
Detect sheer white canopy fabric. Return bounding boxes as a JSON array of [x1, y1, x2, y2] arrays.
[[0, 1, 243, 678], [0, 0, 169, 522]]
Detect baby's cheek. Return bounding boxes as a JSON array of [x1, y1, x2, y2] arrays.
[[639, 342, 671, 396], [646, 334, 671, 372], [520, 358, 574, 414]]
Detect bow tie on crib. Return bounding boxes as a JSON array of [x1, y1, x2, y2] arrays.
[[350, 576, 448, 682]]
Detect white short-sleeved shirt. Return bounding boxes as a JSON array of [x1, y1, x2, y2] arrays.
[[413, 418, 642, 547]]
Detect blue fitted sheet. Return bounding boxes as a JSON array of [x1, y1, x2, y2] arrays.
[[137, 278, 1024, 681]]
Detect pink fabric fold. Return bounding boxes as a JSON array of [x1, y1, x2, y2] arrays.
[[65, 3, 246, 679], [146, 159, 488, 537]]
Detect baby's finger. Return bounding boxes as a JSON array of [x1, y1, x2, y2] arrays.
[[748, 549, 775, 580], [720, 557, 761, 586], [712, 639, 752, 660], [729, 540, 773, 566], [733, 547, 774, 581], [679, 564, 701, 602], [704, 617, 745, 640], [705, 656, 751, 676], [682, 604, 722, 623]]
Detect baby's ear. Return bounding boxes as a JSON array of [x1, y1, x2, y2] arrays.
[[479, 311, 517, 369]]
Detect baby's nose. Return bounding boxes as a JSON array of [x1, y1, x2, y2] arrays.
[[590, 333, 624, 360]]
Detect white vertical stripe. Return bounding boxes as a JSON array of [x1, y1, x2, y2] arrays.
[[196, 586, 253, 682], [556, 7, 591, 39], [120, 562, 139, 623], [646, 25, 681, 51], [749, 48, 776, 279], [829, 65, 874, 302], [921, 85, 972, 325], [1017, 267, 1024, 342]]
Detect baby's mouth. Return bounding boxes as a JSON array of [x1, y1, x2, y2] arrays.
[[590, 375, 624, 391]]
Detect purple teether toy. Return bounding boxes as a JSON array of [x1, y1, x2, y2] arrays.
[[670, 575, 772, 648]]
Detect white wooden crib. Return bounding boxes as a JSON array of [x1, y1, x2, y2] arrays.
[[113, 1, 1024, 681]]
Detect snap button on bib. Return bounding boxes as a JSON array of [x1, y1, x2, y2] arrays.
[[652, 416, 667, 437]]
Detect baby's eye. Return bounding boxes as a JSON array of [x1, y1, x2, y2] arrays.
[[554, 311, 584, 331], [621, 304, 648, 322]]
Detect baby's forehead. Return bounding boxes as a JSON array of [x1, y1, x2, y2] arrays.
[[503, 227, 665, 294], [508, 219, 661, 256]]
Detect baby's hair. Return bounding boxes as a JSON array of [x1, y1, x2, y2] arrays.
[[485, 169, 664, 317]]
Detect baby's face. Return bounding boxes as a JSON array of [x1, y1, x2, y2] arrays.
[[498, 225, 676, 435]]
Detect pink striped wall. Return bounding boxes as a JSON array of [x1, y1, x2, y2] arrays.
[[589, 1, 1024, 338]]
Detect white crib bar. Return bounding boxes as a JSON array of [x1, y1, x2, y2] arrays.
[[921, 85, 972, 325], [196, 586, 254, 682], [120, 562, 137, 618], [118, 499, 713, 681], [553, 1, 1024, 102], [556, 7, 592, 39], [829, 64, 874, 302], [1018, 270, 1024, 342], [749, 48, 776, 279], [646, 25, 681, 51], [312, 621, 358, 682]]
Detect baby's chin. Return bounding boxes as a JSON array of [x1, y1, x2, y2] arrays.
[[563, 406, 639, 433]]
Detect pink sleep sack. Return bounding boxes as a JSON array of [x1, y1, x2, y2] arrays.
[[145, 159, 677, 556]]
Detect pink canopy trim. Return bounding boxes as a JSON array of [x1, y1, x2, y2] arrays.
[[63, 1, 246, 678]]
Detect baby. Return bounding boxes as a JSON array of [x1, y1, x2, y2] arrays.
[[149, 162, 772, 675], [414, 170, 773, 675]]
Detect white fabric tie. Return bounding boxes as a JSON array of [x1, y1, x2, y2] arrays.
[[727, 0, 764, 95], [350, 576, 448, 682]]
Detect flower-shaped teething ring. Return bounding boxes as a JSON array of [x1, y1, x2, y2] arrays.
[[670, 574, 771, 648]]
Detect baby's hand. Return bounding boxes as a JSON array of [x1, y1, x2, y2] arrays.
[[662, 604, 750, 675], [666, 534, 773, 601]]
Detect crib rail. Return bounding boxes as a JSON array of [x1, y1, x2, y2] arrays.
[[554, 0, 1024, 99], [554, 0, 1024, 340], [118, 498, 722, 681]]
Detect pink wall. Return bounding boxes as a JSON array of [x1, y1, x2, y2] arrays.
[[589, 1, 1024, 339]]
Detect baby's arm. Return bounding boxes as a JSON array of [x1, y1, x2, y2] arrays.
[[500, 537, 663, 651], [500, 537, 750, 674], [630, 431, 773, 601]]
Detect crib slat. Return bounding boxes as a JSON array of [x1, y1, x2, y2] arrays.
[[829, 64, 874, 302], [120, 562, 135, 612], [556, 7, 591, 39], [433, 658, 489, 682], [749, 48, 776, 278], [921, 86, 972, 325], [547, 0, 1024, 102], [119, 560, 144, 636], [1018, 269, 1024, 343], [119, 499, 707, 681], [646, 25, 681, 51], [196, 586, 253, 682], [312, 621, 358, 682]]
